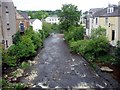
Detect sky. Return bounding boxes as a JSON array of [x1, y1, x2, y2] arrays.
[[12, 0, 120, 11]]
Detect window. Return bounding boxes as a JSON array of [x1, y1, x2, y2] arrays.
[[107, 7, 114, 13], [19, 23, 24, 32], [105, 17, 108, 25], [95, 18, 98, 25], [110, 7, 114, 13], [6, 6, 9, 13], [6, 11, 9, 13], [6, 13, 9, 24], [6, 40, 8, 48], [112, 30, 115, 40], [5, 6, 8, 8], [7, 28, 10, 30], [107, 8, 110, 13]]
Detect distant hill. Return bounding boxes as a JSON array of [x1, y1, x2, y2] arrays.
[[17, 10, 61, 16]]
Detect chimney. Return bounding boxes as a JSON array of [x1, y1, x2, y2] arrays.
[[118, 1, 120, 6]]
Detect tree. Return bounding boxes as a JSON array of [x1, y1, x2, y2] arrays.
[[54, 10, 61, 16], [65, 25, 84, 42], [59, 4, 81, 32], [15, 36, 36, 59], [33, 11, 48, 20], [91, 26, 106, 39], [28, 11, 34, 19], [42, 22, 53, 37]]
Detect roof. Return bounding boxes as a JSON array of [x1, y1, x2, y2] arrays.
[[18, 11, 29, 20], [93, 6, 120, 17], [29, 19, 36, 23], [89, 8, 103, 14], [29, 19, 41, 23], [16, 11, 24, 19], [47, 15, 58, 18], [119, 1, 120, 6]]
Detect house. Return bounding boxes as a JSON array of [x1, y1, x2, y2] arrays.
[[45, 15, 59, 24], [81, 8, 103, 36], [16, 11, 30, 32], [0, 1, 2, 44], [29, 19, 42, 32], [89, 2, 120, 46], [0, 0, 17, 49]]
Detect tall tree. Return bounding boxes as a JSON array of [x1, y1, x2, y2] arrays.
[[28, 11, 34, 19], [59, 4, 81, 32], [32, 11, 48, 20]]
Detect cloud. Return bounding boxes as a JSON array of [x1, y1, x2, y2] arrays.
[[12, 0, 120, 11]]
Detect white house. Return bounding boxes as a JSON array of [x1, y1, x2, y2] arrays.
[[29, 19, 42, 32], [45, 15, 59, 24]]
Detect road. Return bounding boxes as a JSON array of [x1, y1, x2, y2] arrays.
[[21, 34, 119, 89]]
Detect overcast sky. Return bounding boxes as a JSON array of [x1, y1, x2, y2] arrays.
[[12, 0, 120, 11]]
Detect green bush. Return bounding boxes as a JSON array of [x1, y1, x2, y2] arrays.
[[7, 45, 17, 56], [8, 36, 36, 59], [31, 32, 43, 49], [65, 25, 84, 42], [2, 24, 52, 67], [12, 32, 21, 44], [70, 36, 109, 62], [91, 36, 109, 57], [2, 50, 17, 67], [42, 22, 53, 37], [20, 62, 30, 70], [114, 41, 120, 66], [70, 40, 90, 54], [24, 26, 34, 37], [67, 26, 112, 63], [39, 30, 45, 40], [41, 22, 60, 38], [97, 55, 114, 63], [15, 36, 36, 59], [51, 23, 60, 33], [7, 36, 36, 60], [91, 26, 106, 39], [24, 27, 43, 49]]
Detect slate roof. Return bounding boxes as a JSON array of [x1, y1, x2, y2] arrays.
[[89, 8, 103, 14], [29, 19, 42, 24], [47, 15, 58, 18], [93, 6, 120, 17], [19, 11, 29, 20], [29, 19, 36, 23]]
